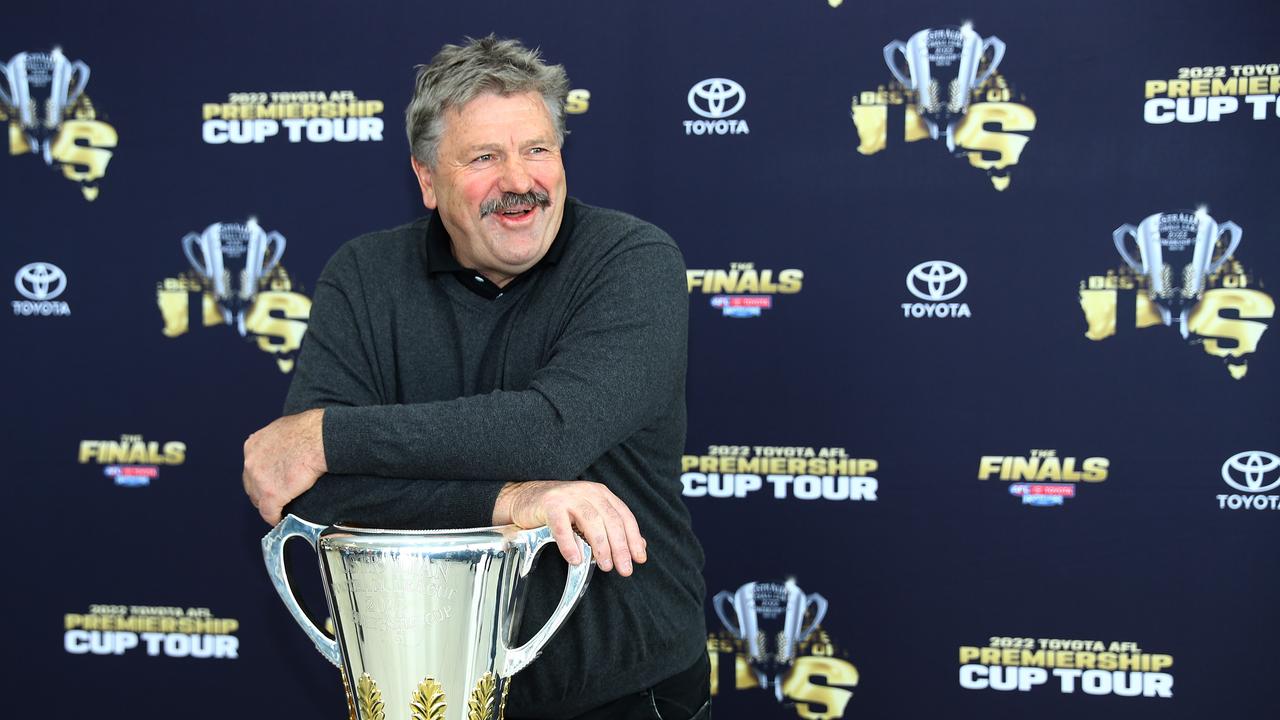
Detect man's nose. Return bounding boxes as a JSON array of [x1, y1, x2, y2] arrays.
[[497, 156, 534, 194]]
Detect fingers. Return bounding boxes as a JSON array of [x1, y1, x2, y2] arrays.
[[572, 499, 619, 573], [558, 483, 644, 576], [607, 494, 647, 566], [244, 458, 284, 525], [248, 464, 301, 527], [505, 481, 647, 576], [242, 435, 276, 525], [241, 435, 256, 499], [241, 413, 325, 526], [259, 501, 283, 526], [545, 504, 583, 566]]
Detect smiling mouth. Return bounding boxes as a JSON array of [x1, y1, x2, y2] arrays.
[[499, 205, 535, 220], [480, 190, 551, 220]]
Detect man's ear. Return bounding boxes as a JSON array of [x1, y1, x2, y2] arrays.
[[410, 156, 438, 209]]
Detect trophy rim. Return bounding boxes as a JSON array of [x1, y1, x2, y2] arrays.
[[317, 523, 538, 551], [327, 521, 519, 536]]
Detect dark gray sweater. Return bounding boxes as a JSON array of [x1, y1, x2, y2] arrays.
[[283, 199, 706, 718]]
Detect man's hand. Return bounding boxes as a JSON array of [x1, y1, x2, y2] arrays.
[[493, 481, 647, 576], [243, 408, 327, 525]]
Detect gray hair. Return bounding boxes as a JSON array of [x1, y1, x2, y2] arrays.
[[406, 35, 570, 167]]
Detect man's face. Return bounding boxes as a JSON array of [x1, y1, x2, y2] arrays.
[[411, 91, 567, 286]]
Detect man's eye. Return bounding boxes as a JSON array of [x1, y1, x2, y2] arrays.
[[529, 147, 547, 155], [473, 154, 494, 163]]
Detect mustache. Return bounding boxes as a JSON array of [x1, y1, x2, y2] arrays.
[[479, 190, 551, 218]]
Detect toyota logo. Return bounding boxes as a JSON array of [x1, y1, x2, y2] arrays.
[[688, 78, 746, 119], [907, 261, 967, 301], [15, 262, 67, 301], [1221, 451, 1280, 493]]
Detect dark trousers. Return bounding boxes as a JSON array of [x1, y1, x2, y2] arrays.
[[512, 653, 711, 720]]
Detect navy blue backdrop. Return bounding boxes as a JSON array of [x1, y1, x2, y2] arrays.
[[4, 1, 1278, 718]]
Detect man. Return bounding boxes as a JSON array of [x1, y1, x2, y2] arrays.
[[242, 36, 709, 720]]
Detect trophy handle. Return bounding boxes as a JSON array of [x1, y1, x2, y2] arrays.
[[0, 62, 13, 108], [182, 232, 210, 275], [1112, 224, 1145, 272], [883, 41, 912, 86], [502, 526, 593, 676], [261, 230, 286, 274], [261, 514, 342, 667], [974, 36, 1006, 87], [796, 593, 828, 643], [713, 591, 743, 636], [1207, 221, 1242, 274], [66, 61, 90, 106]]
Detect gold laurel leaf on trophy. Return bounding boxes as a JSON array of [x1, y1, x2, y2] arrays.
[[776, 631, 792, 661], [357, 673, 387, 720], [467, 672, 497, 720], [410, 677, 448, 720]]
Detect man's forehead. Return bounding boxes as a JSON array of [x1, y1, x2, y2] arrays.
[[438, 92, 557, 153]]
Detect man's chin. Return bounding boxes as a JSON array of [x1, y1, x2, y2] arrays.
[[484, 229, 551, 258], [492, 251, 545, 275]]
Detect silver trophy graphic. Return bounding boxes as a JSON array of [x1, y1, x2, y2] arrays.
[[264, 515, 593, 720], [182, 219, 285, 336], [0, 47, 90, 164], [1113, 209, 1242, 338], [714, 578, 828, 701], [883, 24, 1005, 150]]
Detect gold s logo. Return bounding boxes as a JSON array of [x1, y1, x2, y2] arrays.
[[566, 89, 590, 115], [1189, 289, 1275, 379], [951, 103, 1036, 190], [244, 291, 312, 373], [50, 120, 118, 200], [781, 656, 859, 720]]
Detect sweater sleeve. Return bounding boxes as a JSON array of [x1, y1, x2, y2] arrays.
[[322, 233, 688, 483], [281, 243, 504, 529]]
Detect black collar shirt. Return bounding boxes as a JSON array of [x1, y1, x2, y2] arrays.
[[422, 200, 576, 299]]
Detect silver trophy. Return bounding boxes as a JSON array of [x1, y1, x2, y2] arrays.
[[264, 515, 593, 720], [182, 219, 285, 336], [713, 578, 828, 701], [1113, 210, 1242, 338], [883, 25, 1005, 150], [0, 47, 90, 164]]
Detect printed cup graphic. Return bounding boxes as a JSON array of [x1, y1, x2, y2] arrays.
[[714, 579, 827, 701], [182, 219, 285, 336], [883, 25, 1004, 149], [0, 48, 90, 163], [1113, 210, 1241, 338]]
